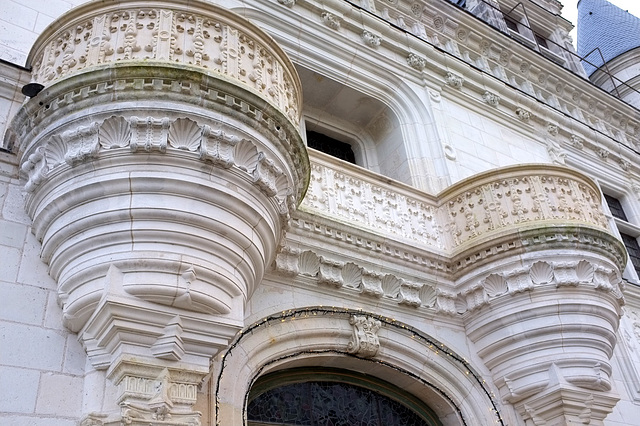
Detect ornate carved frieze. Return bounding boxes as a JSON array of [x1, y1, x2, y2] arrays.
[[456, 260, 623, 314], [302, 157, 443, 249], [20, 115, 292, 216], [273, 244, 442, 309], [300, 157, 615, 274], [28, 1, 302, 126], [347, 315, 381, 357], [439, 165, 609, 249]]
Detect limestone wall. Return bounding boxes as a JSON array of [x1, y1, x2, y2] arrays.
[[0, 150, 86, 425]]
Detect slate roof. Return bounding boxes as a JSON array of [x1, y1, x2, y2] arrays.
[[577, 0, 640, 75]]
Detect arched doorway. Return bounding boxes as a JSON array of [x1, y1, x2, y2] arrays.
[[214, 307, 505, 425]]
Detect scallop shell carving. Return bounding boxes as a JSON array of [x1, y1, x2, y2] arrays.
[[455, 295, 468, 314], [234, 139, 260, 172], [576, 260, 594, 283], [483, 273, 508, 297], [529, 261, 554, 285], [168, 117, 202, 151], [45, 133, 67, 168], [342, 263, 362, 289], [419, 285, 437, 307], [381, 275, 402, 299], [274, 172, 290, 200], [298, 251, 320, 277], [99, 116, 131, 149]]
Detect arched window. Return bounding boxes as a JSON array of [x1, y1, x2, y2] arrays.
[[247, 368, 442, 426]]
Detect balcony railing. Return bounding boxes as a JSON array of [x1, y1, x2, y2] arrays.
[[302, 150, 611, 254], [25, 0, 302, 126]]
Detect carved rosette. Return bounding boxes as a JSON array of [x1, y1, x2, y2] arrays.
[[11, 1, 308, 424]]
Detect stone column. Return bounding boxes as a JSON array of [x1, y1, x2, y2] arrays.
[[7, 1, 309, 424], [439, 165, 627, 425]]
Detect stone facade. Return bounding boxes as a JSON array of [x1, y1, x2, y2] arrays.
[[1, 0, 640, 425]]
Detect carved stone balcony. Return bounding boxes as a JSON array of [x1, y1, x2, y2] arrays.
[[301, 152, 626, 425], [8, 0, 308, 424]]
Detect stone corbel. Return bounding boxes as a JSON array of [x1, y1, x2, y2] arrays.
[[277, 0, 296, 7], [515, 107, 531, 122], [321, 12, 340, 30], [360, 270, 384, 297], [407, 53, 427, 71], [274, 246, 301, 276], [482, 91, 500, 106], [444, 72, 464, 89], [398, 281, 422, 307], [361, 30, 381, 48], [318, 256, 344, 286]]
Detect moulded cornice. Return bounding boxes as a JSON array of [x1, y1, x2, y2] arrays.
[[11, 63, 309, 203]]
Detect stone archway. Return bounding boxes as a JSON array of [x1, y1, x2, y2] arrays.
[[213, 307, 506, 426]]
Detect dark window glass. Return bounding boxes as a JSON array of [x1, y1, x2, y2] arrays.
[[307, 130, 356, 164], [534, 33, 548, 49], [248, 381, 433, 426], [621, 233, 640, 276], [504, 17, 519, 32], [604, 194, 628, 221]]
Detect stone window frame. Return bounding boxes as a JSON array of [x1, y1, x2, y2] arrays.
[[603, 191, 640, 282]]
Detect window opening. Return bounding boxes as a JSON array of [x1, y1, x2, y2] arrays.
[[504, 16, 519, 33], [534, 33, 548, 49], [621, 232, 640, 276], [306, 130, 356, 164], [605, 194, 628, 221]]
